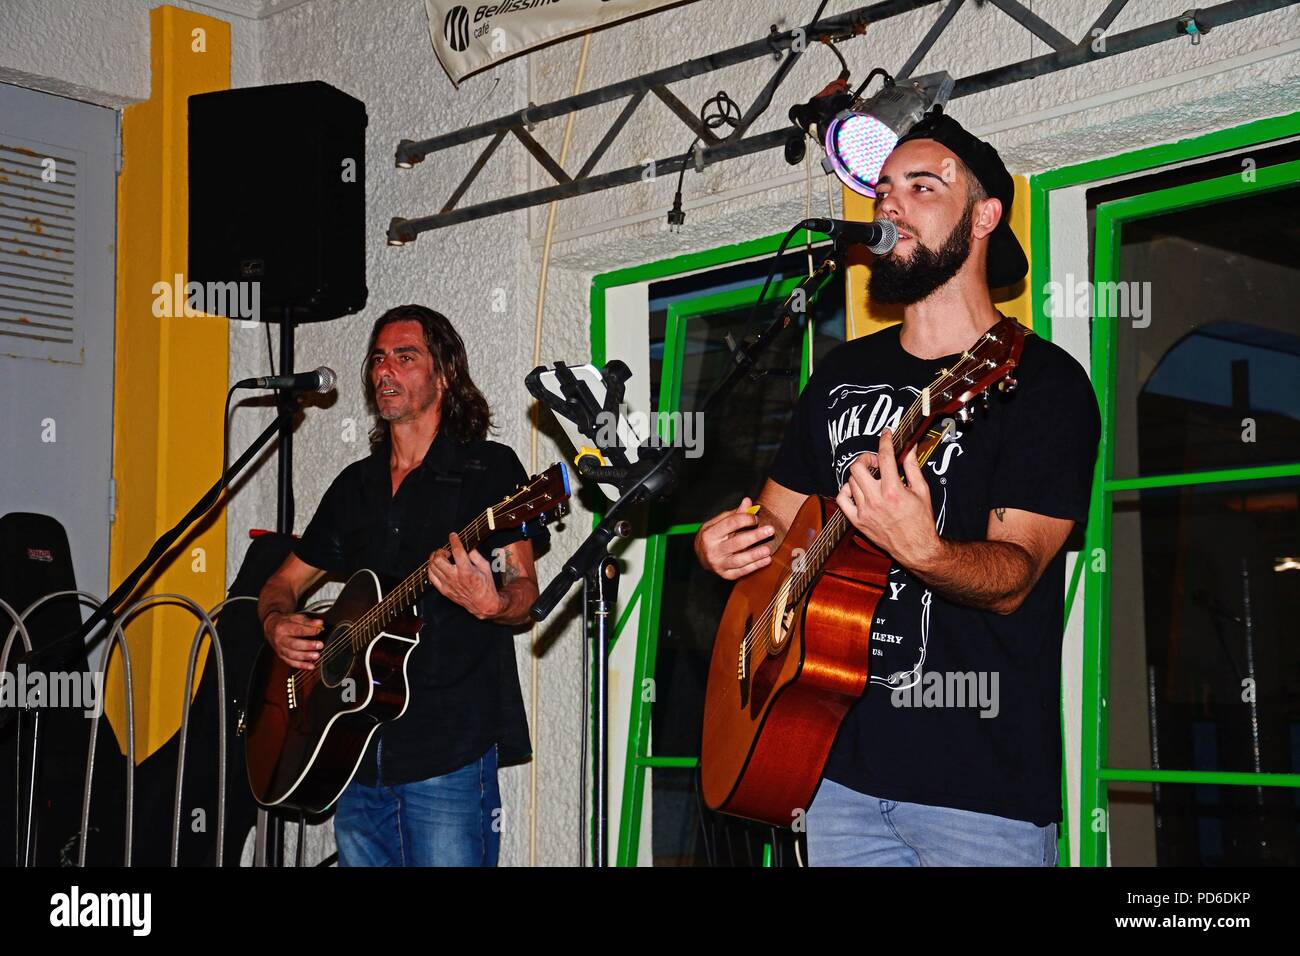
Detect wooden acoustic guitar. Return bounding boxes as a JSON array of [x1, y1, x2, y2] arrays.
[[243, 463, 570, 813], [700, 316, 1028, 826]]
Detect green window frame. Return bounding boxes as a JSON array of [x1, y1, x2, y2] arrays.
[[589, 233, 825, 866], [616, 277, 815, 868], [592, 112, 1300, 865], [1030, 112, 1300, 867]]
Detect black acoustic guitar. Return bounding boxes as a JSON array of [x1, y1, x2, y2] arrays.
[[243, 463, 570, 812]]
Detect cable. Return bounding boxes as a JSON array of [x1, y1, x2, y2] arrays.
[[530, 27, 593, 869], [264, 320, 276, 377], [694, 769, 717, 866], [579, 590, 589, 865], [667, 90, 742, 229], [222, 386, 238, 481], [822, 36, 849, 76], [852, 66, 893, 100], [745, 221, 807, 332], [227, 320, 280, 486]]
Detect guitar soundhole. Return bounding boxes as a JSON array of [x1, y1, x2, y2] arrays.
[[770, 605, 796, 656], [318, 623, 356, 689]]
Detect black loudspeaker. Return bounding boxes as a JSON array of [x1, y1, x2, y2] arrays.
[[188, 81, 368, 324], [0, 512, 92, 867], [0, 512, 83, 667]]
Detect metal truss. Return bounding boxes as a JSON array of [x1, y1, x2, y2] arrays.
[[388, 0, 1298, 242]]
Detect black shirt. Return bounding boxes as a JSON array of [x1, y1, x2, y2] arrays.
[[292, 429, 547, 786], [770, 323, 1099, 825]]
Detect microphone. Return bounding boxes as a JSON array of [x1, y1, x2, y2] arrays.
[[235, 366, 337, 393], [801, 217, 898, 254]]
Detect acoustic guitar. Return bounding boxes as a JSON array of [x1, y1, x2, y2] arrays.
[[700, 316, 1028, 826], [243, 463, 570, 813]]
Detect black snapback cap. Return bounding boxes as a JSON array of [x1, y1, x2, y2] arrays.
[[896, 111, 1028, 288]]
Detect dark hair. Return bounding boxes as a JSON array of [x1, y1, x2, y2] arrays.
[[955, 155, 988, 207], [363, 304, 493, 447]]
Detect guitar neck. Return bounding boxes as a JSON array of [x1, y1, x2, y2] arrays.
[[791, 365, 955, 594], [369, 507, 497, 630], [866, 392, 932, 478]]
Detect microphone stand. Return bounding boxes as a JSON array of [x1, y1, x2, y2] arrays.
[[528, 249, 841, 866], [11, 400, 302, 679]]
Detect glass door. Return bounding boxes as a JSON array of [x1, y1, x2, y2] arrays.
[[616, 262, 845, 866], [1083, 159, 1300, 865]]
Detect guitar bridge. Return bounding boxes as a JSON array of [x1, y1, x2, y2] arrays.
[[286, 675, 297, 710]]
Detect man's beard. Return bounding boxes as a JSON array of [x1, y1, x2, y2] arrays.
[[868, 204, 974, 305], [376, 381, 438, 423]]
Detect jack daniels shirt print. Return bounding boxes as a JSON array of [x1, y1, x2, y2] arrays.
[[770, 321, 1099, 825]]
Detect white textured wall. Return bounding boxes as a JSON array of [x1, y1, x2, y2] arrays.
[[236, 0, 548, 866], [0, 0, 264, 105], [497, 0, 1300, 866], [6, 0, 1299, 868], [219, 0, 1300, 867]]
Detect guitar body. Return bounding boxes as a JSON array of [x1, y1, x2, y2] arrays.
[[244, 569, 421, 813], [242, 461, 571, 814], [701, 494, 890, 826], [700, 315, 1027, 827]]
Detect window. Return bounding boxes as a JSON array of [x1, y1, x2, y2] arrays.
[[1079, 144, 1300, 866], [592, 239, 845, 865]]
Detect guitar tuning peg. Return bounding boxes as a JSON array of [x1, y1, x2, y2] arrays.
[[999, 376, 1018, 394], [957, 405, 973, 423]]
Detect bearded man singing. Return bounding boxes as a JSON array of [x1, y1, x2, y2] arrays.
[[694, 113, 1100, 866]]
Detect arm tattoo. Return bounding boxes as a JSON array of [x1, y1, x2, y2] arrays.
[[500, 546, 521, 586], [994, 508, 1006, 522]]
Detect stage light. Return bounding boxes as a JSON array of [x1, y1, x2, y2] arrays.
[[823, 72, 953, 199], [387, 217, 416, 246]]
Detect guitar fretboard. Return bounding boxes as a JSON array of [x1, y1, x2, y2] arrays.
[[784, 367, 946, 599], [345, 508, 496, 650], [783, 321, 1017, 599]]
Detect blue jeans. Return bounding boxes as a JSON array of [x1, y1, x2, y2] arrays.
[[806, 778, 1057, 867], [334, 744, 501, 867]]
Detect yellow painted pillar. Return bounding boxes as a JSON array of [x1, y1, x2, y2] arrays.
[[106, 6, 231, 761], [842, 175, 1033, 340]]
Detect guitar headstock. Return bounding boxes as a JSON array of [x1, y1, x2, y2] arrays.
[[493, 462, 572, 533], [924, 316, 1028, 419]]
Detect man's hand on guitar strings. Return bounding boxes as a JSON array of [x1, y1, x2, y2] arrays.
[[264, 611, 325, 671], [837, 428, 942, 571], [427, 531, 508, 620]]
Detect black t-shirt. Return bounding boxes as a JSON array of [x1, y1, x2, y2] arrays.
[[770, 323, 1099, 825], [292, 429, 548, 787]]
